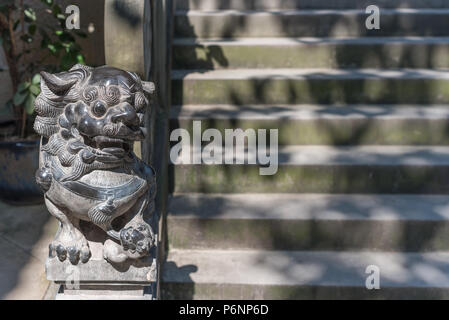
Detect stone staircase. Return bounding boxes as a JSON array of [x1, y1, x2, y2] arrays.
[[162, 0, 449, 299]]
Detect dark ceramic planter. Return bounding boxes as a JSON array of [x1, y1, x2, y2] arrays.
[[0, 139, 43, 205]]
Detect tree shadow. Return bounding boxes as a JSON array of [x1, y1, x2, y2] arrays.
[[160, 260, 198, 299], [166, 1, 449, 299]]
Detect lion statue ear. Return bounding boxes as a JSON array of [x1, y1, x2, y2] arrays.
[[142, 81, 155, 95], [40, 71, 78, 95], [69, 64, 93, 72]]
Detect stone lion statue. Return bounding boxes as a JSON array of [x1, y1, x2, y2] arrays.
[[34, 64, 156, 265]]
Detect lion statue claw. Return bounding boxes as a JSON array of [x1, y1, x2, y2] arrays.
[[34, 64, 156, 265]]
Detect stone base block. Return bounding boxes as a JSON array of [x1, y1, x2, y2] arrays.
[[46, 256, 157, 300], [55, 284, 153, 300]]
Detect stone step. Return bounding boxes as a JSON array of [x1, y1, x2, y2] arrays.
[[176, 0, 449, 10], [173, 37, 449, 69], [171, 145, 449, 194], [162, 249, 449, 299], [168, 193, 449, 251], [171, 104, 449, 145], [174, 9, 449, 38], [172, 68, 449, 105]]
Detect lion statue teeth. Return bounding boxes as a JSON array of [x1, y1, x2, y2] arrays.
[[34, 64, 156, 265]]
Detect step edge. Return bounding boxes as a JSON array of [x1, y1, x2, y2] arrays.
[[167, 193, 449, 221], [173, 36, 449, 46], [175, 8, 449, 15], [170, 104, 449, 120]]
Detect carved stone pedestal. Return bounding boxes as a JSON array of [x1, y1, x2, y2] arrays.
[[46, 235, 157, 300], [54, 285, 153, 300]]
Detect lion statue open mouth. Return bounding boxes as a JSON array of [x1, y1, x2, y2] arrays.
[[34, 64, 156, 264]]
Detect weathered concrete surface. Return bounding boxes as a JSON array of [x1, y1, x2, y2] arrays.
[[0, 201, 58, 300], [166, 1, 449, 301], [176, 0, 449, 10], [172, 145, 449, 193], [173, 37, 449, 69], [171, 104, 449, 145], [168, 193, 449, 251], [162, 249, 449, 299], [175, 9, 449, 38], [172, 68, 449, 105]]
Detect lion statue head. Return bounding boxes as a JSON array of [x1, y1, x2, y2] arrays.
[[34, 64, 154, 183]]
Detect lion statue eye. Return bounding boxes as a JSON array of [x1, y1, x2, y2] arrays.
[[92, 101, 107, 117]]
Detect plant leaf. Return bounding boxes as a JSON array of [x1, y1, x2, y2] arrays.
[[20, 34, 33, 43], [17, 82, 30, 92], [41, 0, 53, 6], [13, 19, 20, 31], [28, 24, 36, 35], [24, 94, 35, 115], [13, 91, 27, 106], [58, 32, 75, 43], [60, 53, 76, 71], [24, 8, 36, 21], [32, 73, 41, 85], [76, 53, 85, 64], [51, 4, 62, 16], [29, 84, 40, 96], [47, 43, 57, 54]]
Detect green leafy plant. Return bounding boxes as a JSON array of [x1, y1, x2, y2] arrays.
[[0, 0, 87, 138]]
